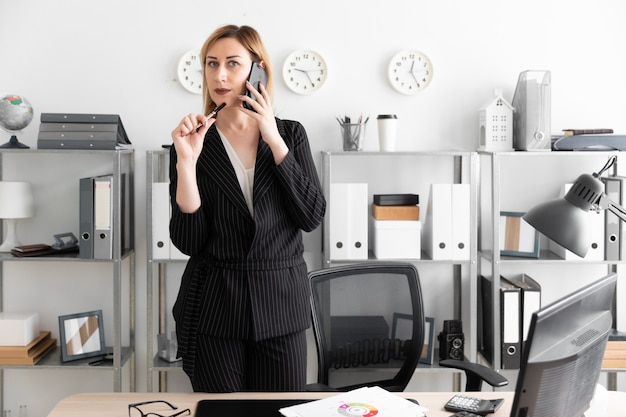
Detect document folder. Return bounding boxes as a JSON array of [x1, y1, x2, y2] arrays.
[[500, 276, 521, 369], [602, 176, 624, 260], [502, 274, 541, 353], [329, 183, 368, 260], [451, 183, 470, 260], [93, 174, 113, 259], [423, 183, 453, 260], [78, 177, 94, 259], [151, 182, 171, 259], [511, 70, 551, 151]]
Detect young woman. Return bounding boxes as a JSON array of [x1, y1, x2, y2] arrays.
[[169, 24, 325, 392]]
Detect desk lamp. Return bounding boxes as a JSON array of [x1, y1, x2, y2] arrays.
[[0, 181, 35, 252], [523, 156, 626, 258]]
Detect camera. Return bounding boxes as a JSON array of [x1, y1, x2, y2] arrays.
[[438, 319, 465, 361]]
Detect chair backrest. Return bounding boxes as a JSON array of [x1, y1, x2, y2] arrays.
[[309, 262, 424, 392]]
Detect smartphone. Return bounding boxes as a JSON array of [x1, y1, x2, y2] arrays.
[[243, 62, 268, 111]]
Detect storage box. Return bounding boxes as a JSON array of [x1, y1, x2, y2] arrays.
[[370, 217, 421, 259], [0, 312, 40, 346]]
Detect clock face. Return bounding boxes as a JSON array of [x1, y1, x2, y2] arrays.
[[387, 50, 433, 95], [177, 49, 203, 94], [282, 49, 328, 95]]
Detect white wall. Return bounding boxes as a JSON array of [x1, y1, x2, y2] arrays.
[[2, 0, 626, 414]]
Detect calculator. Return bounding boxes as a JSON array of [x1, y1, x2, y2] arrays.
[[444, 394, 504, 415]]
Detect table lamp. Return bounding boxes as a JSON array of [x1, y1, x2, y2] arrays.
[[0, 181, 35, 252], [523, 156, 626, 258]]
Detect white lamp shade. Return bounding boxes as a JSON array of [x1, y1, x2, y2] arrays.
[[0, 181, 35, 219]]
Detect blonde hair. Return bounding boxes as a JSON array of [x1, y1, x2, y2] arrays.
[[200, 25, 273, 116]]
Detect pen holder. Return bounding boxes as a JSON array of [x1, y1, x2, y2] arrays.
[[341, 123, 366, 151]]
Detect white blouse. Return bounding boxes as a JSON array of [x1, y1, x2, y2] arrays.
[[217, 128, 255, 217]]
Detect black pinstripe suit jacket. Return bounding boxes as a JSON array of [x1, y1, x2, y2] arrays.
[[169, 119, 325, 361]]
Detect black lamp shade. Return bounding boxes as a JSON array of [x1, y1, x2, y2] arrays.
[[523, 173, 603, 258]]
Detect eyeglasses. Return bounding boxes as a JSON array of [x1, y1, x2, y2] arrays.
[[128, 400, 191, 417]]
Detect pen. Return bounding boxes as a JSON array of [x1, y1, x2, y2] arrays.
[[194, 103, 226, 133]]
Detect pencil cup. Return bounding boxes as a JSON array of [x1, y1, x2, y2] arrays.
[[341, 123, 366, 151], [377, 114, 398, 151]]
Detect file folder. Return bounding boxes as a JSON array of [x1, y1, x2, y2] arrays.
[[478, 275, 494, 365], [151, 182, 170, 259], [423, 184, 453, 260], [78, 177, 94, 259], [93, 174, 113, 259], [602, 176, 623, 261], [500, 277, 521, 369], [451, 183, 470, 260], [502, 274, 541, 353], [329, 183, 368, 260]]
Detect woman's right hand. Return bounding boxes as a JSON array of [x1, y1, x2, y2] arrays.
[[171, 113, 214, 163]]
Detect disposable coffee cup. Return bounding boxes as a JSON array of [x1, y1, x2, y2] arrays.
[[377, 114, 398, 151]]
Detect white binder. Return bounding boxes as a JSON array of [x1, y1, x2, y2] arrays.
[[423, 183, 453, 260], [500, 277, 521, 369], [451, 183, 470, 260], [329, 183, 368, 260], [93, 174, 113, 259], [151, 182, 171, 259]]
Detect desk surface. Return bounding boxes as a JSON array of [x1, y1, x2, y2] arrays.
[[47, 390, 626, 417]]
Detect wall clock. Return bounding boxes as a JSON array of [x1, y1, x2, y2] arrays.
[[282, 49, 328, 95], [177, 49, 203, 94], [387, 49, 433, 95]]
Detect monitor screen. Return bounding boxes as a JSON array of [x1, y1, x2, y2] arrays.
[[510, 273, 616, 417]]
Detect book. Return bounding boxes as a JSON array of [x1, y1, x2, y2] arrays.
[[562, 128, 613, 136], [373, 194, 419, 206], [0, 331, 56, 365], [371, 204, 419, 220]]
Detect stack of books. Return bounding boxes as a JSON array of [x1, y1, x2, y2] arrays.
[[37, 113, 131, 150], [370, 194, 421, 259], [0, 331, 56, 365], [372, 194, 420, 221]]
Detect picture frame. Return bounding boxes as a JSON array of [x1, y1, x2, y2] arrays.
[[500, 211, 540, 258], [420, 317, 435, 365], [58, 310, 106, 363], [391, 313, 435, 365], [391, 313, 413, 345]]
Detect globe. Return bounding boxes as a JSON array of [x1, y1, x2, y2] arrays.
[[0, 94, 34, 148]]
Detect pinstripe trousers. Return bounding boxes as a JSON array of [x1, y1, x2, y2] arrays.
[[187, 330, 308, 392]]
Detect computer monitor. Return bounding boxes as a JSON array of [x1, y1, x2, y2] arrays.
[[510, 273, 616, 417]]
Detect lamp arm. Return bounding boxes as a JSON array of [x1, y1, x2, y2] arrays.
[[598, 194, 626, 223]]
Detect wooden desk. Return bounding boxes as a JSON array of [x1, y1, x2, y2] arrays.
[[48, 390, 626, 417]]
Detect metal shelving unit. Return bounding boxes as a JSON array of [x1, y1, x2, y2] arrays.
[[0, 149, 136, 410], [478, 151, 625, 388], [321, 150, 480, 386]]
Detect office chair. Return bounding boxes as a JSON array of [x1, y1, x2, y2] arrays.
[[306, 262, 508, 392]]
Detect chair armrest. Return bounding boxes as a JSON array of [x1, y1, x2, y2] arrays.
[[439, 359, 508, 391]]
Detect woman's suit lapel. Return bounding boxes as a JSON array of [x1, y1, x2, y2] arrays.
[[196, 128, 251, 219]]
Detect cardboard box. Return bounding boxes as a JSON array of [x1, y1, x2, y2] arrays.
[[0, 312, 40, 346], [370, 217, 421, 259], [372, 204, 420, 220]]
